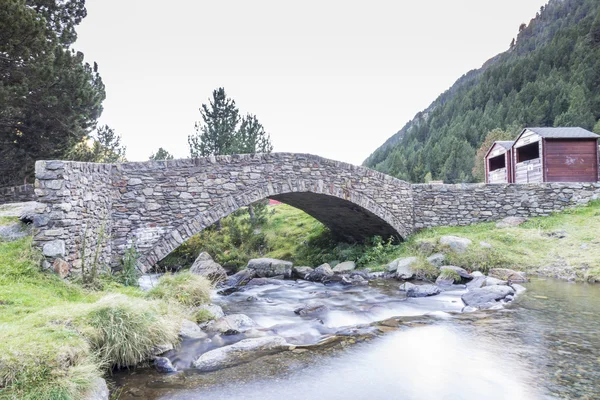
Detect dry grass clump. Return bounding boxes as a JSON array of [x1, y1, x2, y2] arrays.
[[147, 271, 212, 307]]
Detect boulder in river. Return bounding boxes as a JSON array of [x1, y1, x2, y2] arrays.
[[154, 357, 177, 373], [193, 336, 289, 372], [180, 319, 207, 339], [399, 282, 441, 298], [205, 314, 257, 335], [484, 277, 508, 286], [306, 263, 334, 282], [466, 276, 486, 289], [332, 261, 356, 274], [227, 269, 256, 287], [488, 268, 528, 283], [293, 266, 314, 279], [247, 258, 293, 279], [190, 252, 227, 283], [461, 285, 515, 307], [323, 274, 352, 285], [294, 304, 329, 317], [439, 236, 472, 253], [387, 257, 417, 280]]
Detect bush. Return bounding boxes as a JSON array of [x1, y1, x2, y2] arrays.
[[79, 294, 182, 369], [147, 272, 212, 307], [444, 246, 511, 274], [194, 308, 216, 325]]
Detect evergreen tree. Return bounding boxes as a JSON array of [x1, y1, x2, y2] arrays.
[[0, 0, 106, 185], [149, 148, 174, 160], [67, 125, 126, 163]]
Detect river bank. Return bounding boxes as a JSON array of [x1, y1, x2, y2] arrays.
[[1, 200, 600, 399]]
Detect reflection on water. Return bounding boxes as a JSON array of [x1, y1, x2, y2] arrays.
[[114, 279, 600, 400]]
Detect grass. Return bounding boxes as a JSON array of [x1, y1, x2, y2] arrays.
[[147, 272, 212, 307], [0, 239, 210, 400]]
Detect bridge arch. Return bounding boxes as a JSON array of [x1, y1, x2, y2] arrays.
[[138, 179, 411, 271]]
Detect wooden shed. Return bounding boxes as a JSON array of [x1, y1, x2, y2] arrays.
[[512, 127, 600, 183], [485, 141, 514, 183]]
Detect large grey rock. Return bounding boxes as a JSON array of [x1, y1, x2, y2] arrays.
[[306, 263, 334, 282], [323, 274, 352, 285], [332, 261, 356, 274], [205, 314, 257, 335], [510, 283, 527, 295], [293, 266, 314, 279], [439, 236, 472, 253], [387, 257, 417, 279], [193, 336, 289, 371], [427, 253, 445, 268], [399, 282, 441, 298], [154, 357, 177, 373], [416, 239, 437, 255], [180, 319, 207, 339], [466, 276, 486, 289], [488, 268, 528, 283], [294, 303, 329, 317], [484, 277, 508, 286], [83, 377, 109, 400], [461, 285, 515, 307], [190, 252, 227, 283], [42, 240, 65, 257], [227, 269, 256, 286], [247, 258, 293, 279], [0, 221, 32, 241], [496, 216, 526, 228]]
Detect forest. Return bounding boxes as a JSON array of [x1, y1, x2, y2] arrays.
[[364, 0, 600, 183]]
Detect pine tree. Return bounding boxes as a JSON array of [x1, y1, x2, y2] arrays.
[[149, 148, 174, 160]]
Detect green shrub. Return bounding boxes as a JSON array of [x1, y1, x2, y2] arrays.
[[147, 272, 212, 307], [116, 246, 141, 287], [444, 246, 511, 274], [411, 257, 440, 280]]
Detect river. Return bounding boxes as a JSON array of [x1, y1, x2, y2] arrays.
[[115, 278, 600, 399]]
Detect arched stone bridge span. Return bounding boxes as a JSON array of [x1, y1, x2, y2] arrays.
[[32, 154, 414, 274], [32, 153, 600, 277]]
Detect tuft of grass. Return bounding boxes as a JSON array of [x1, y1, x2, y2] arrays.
[[438, 268, 461, 282], [147, 272, 212, 307], [411, 257, 440, 280], [193, 308, 216, 325], [79, 294, 182, 369]]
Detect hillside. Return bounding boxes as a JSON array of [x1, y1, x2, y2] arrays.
[[364, 0, 600, 183]]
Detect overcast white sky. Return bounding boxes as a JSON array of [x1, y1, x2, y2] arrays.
[[75, 0, 547, 165]]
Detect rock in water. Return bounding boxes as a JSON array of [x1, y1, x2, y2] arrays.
[[387, 257, 417, 279], [294, 304, 329, 317], [461, 285, 515, 307], [439, 236, 472, 253], [488, 268, 528, 283], [332, 261, 356, 274], [205, 314, 257, 335], [154, 357, 177, 373], [179, 319, 207, 339], [246, 278, 286, 286], [466, 276, 486, 289], [247, 258, 293, 279], [190, 252, 227, 283], [193, 336, 289, 371], [323, 274, 352, 285], [293, 266, 314, 279], [399, 282, 441, 298], [227, 269, 256, 286], [306, 263, 334, 282]]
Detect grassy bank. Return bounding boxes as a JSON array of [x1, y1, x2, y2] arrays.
[[0, 217, 212, 399], [164, 202, 600, 282]]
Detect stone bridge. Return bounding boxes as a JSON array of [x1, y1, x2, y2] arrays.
[[31, 153, 600, 277]]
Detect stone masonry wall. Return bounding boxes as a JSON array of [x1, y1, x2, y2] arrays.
[[110, 153, 414, 270], [33, 161, 116, 277], [413, 182, 600, 229], [0, 184, 35, 204]]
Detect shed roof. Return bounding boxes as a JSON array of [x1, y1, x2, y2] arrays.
[[495, 141, 514, 150], [525, 127, 599, 139]]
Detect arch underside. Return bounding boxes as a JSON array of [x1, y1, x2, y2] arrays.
[[270, 192, 400, 243]]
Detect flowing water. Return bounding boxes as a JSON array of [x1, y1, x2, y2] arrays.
[[114, 278, 600, 400]]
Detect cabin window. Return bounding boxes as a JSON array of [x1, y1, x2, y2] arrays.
[[488, 155, 506, 172], [516, 142, 540, 163]]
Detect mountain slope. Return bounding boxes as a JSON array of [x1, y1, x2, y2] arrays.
[[364, 0, 600, 183]]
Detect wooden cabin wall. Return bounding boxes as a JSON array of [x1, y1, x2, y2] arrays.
[[514, 133, 543, 184], [544, 139, 598, 182]]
